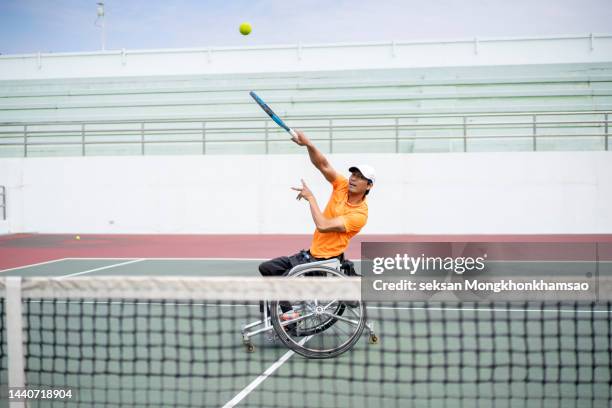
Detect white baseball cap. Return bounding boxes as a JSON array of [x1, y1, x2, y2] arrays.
[[348, 164, 376, 184]]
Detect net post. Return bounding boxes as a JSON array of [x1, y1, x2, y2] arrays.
[[6, 277, 26, 408]]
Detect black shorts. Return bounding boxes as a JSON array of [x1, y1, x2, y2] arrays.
[[258, 250, 344, 277]]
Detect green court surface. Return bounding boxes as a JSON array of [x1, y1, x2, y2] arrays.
[[1, 259, 611, 408], [0, 258, 268, 278]]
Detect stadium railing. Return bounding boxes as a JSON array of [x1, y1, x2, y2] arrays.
[[0, 110, 609, 157]]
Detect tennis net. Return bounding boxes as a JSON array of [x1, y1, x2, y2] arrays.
[[0, 276, 611, 408]]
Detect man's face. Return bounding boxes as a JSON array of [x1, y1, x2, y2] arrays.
[[349, 171, 372, 196]]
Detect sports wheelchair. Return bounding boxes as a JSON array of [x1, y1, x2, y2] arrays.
[[241, 258, 378, 359]]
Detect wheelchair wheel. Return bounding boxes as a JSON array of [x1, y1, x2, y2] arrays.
[[269, 265, 366, 359]]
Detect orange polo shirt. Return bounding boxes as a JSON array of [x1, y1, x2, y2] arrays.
[[309, 174, 368, 258]]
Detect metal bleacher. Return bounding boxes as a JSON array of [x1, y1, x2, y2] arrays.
[[0, 62, 611, 156]]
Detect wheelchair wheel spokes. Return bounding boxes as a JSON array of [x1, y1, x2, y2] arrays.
[[278, 311, 316, 327], [274, 300, 341, 336], [346, 305, 362, 318], [321, 299, 338, 311], [285, 311, 360, 352], [321, 310, 362, 327], [294, 304, 365, 357], [270, 264, 366, 359]]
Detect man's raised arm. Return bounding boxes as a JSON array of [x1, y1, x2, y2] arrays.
[[292, 130, 338, 183]]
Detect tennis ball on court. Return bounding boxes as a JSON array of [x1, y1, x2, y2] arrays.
[[239, 22, 252, 36], [75, 235, 80, 240]]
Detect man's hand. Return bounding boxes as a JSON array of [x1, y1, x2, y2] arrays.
[[291, 129, 311, 147], [291, 179, 314, 201], [293, 178, 346, 233]]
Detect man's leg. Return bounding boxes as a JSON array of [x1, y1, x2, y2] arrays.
[[259, 252, 312, 315], [258, 256, 293, 315], [258, 256, 292, 277]]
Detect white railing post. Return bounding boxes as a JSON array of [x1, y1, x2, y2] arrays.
[[140, 122, 145, 155], [23, 125, 28, 158], [463, 116, 468, 152], [395, 118, 399, 153], [264, 121, 269, 154], [202, 122, 207, 155], [605, 113, 609, 151], [81, 123, 86, 156], [329, 119, 333, 153], [532, 115, 537, 151]]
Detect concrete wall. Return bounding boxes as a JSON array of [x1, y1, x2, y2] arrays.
[[0, 151, 610, 234]]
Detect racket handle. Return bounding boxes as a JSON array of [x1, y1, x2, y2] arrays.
[[288, 129, 297, 138]]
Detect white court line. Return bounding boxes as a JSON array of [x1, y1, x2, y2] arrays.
[[62, 257, 362, 263], [0, 258, 68, 273], [62, 257, 269, 261], [55, 259, 146, 279], [222, 336, 311, 408]]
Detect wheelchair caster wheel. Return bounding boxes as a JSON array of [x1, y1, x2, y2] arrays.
[[369, 334, 379, 344], [242, 339, 255, 353]]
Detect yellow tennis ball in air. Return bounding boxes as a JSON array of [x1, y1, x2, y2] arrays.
[[75, 235, 80, 240], [239, 22, 252, 36]]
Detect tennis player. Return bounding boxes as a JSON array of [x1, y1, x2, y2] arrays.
[[258, 129, 375, 278]]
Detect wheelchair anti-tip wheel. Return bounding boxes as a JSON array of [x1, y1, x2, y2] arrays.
[[269, 265, 366, 359]]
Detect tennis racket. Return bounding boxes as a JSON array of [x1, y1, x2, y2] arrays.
[[249, 91, 297, 138]]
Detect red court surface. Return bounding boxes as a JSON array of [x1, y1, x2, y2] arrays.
[[2, 233, 612, 271]]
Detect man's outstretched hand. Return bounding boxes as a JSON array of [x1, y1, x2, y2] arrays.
[[291, 129, 311, 147], [291, 179, 314, 201]]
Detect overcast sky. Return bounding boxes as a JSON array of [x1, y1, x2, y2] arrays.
[[0, 0, 611, 54]]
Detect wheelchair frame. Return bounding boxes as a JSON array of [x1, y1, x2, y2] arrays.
[[241, 258, 378, 358]]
